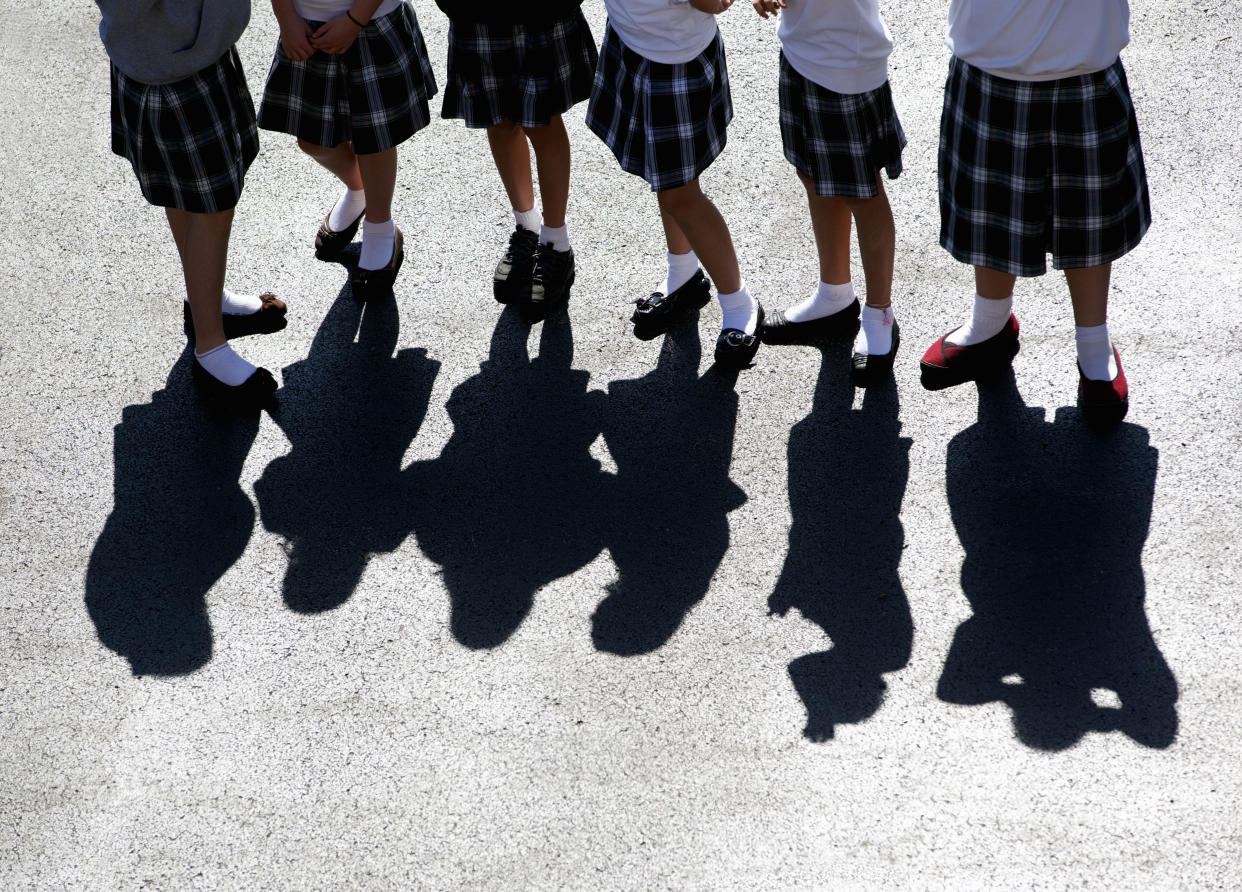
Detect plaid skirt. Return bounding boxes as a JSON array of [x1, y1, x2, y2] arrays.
[[779, 54, 906, 199], [110, 48, 259, 213], [586, 24, 732, 192], [258, 3, 438, 154], [441, 10, 598, 129], [939, 56, 1151, 276]]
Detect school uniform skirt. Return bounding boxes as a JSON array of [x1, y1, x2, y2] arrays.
[[259, 2, 438, 154], [110, 47, 259, 214], [441, 10, 598, 129], [586, 24, 732, 192]]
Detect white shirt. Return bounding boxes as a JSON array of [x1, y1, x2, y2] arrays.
[[946, 0, 1131, 81], [778, 0, 892, 95], [603, 0, 719, 65], [294, 0, 400, 22]]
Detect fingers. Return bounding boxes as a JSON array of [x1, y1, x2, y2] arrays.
[[752, 0, 784, 18]]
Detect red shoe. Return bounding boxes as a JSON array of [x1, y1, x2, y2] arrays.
[[920, 315, 1020, 390], [1078, 347, 1129, 429]]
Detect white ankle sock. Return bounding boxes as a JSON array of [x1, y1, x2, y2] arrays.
[[663, 250, 700, 296], [784, 280, 855, 324], [855, 304, 895, 356], [1075, 322, 1118, 380], [946, 293, 1013, 346], [718, 282, 759, 335], [328, 188, 366, 232], [359, 218, 395, 271], [514, 207, 542, 233], [195, 342, 257, 387], [184, 288, 263, 316], [540, 223, 570, 252]]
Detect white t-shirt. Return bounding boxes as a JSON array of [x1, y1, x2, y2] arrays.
[[294, 0, 400, 22], [603, 0, 719, 65], [778, 0, 893, 95], [946, 0, 1131, 81]]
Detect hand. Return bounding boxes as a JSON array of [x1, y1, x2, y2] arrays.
[[688, 0, 735, 14], [752, 0, 786, 19], [278, 17, 315, 61], [310, 14, 362, 55]]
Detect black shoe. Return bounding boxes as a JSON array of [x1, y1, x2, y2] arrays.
[[183, 293, 288, 341], [191, 361, 277, 412], [314, 208, 365, 259], [351, 227, 404, 302], [714, 304, 765, 369], [493, 227, 539, 305], [524, 244, 575, 322], [631, 270, 712, 337], [850, 319, 900, 388], [760, 300, 859, 345]]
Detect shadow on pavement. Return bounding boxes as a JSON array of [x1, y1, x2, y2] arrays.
[[768, 338, 913, 741], [592, 318, 746, 656], [85, 348, 261, 676], [254, 287, 439, 613], [938, 371, 1178, 750], [405, 309, 606, 649]]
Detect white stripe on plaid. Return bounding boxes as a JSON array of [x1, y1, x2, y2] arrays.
[[259, 3, 437, 154], [441, 11, 598, 129], [110, 48, 259, 213], [779, 53, 906, 199], [939, 56, 1151, 275], [586, 24, 732, 192]]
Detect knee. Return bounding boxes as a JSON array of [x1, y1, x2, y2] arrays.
[[656, 182, 701, 217], [488, 119, 522, 138]]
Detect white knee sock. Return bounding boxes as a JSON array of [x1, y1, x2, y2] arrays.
[[540, 223, 570, 252], [514, 207, 542, 233], [328, 188, 366, 232], [195, 342, 257, 386], [662, 250, 701, 296], [359, 218, 396, 271], [1075, 322, 1119, 380], [855, 304, 895, 356], [946, 294, 1013, 346], [784, 280, 855, 324], [718, 282, 759, 335]]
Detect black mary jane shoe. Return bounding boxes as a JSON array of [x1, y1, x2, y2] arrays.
[[631, 270, 712, 333], [184, 293, 288, 341], [350, 227, 404, 302], [850, 319, 900, 388], [760, 300, 859, 345], [714, 304, 765, 369], [191, 362, 277, 412], [314, 208, 366, 259]]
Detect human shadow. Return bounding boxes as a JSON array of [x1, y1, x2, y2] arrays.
[[253, 287, 439, 613], [938, 371, 1178, 750], [85, 348, 261, 676], [592, 318, 746, 656], [405, 309, 606, 649], [767, 339, 913, 740]]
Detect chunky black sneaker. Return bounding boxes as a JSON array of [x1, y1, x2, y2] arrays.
[[493, 226, 539, 305], [524, 244, 575, 322]]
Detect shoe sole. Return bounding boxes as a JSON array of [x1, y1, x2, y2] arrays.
[[919, 338, 1019, 390]]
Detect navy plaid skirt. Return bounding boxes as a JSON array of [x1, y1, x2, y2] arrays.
[[779, 54, 905, 199], [258, 3, 438, 154], [110, 48, 259, 213], [939, 56, 1151, 276], [441, 10, 598, 129], [586, 24, 732, 192]]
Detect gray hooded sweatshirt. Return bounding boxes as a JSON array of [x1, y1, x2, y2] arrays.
[[97, 0, 251, 85]]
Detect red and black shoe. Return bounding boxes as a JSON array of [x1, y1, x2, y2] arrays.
[[920, 314, 1020, 390], [1078, 346, 1129, 429]]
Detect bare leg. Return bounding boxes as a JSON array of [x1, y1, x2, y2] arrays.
[[1065, 263, 1111, 327], [975, 266, 1018, 300], [799, 171, 851, 286], [167, 207, 232, 353], [525, 116, 571, 229], [845, 176, 896, 309], [655, 180, 742, 295], [355, 148, 398, 224], [487, 121, 536, 215], [297, 139, 364, 191]]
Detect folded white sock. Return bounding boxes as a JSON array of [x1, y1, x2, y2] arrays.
[[946, 293, 1013, 346], [718, 282, 758, 336], [1075, 322, 1119, 380], [185, 287, 263, 316], [359, 217, 396, 271], [195, 342, 257, 387], [540, 223, 570, 253], [662, 250, 700, 296], [855, 304, 895, 356], [784, 280, 855, 324], [514, 206, 542, 233], [328, 187, 366, 232]]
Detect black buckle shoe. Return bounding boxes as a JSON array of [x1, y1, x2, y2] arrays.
[[850, 319, 900, 388], [524, 244, 575, 322], [631, 270, 712, 338], [351, 227, 404, 302], [714, 304, 765, 369], [760, 300, 859, 345], [493, 227, 539, 305], [191, 362, 277, 412]]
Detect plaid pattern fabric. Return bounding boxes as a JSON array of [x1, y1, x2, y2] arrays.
[[258, 3, 438, 154], [441, 10, 598, 129], [939, 56, 1151, 276], [110, 48, 259, 213], [586, 24, 732, 192], [779, 54, 906, 199]]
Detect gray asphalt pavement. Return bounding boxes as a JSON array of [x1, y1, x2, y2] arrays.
[[3, 1, 1241, 888]]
